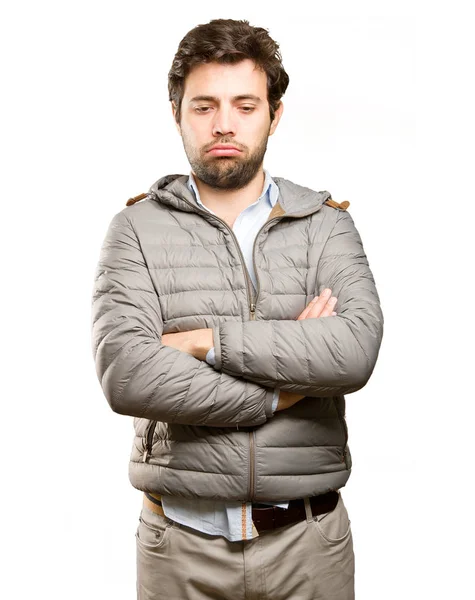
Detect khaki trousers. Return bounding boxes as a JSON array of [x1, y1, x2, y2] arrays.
[[136, 492, 355, 600]]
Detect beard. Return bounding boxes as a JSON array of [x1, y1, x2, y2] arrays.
[[181, 129, 270, 190]]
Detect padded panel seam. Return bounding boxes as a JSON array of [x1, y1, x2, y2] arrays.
[[121, 342, 167, 417], [133, 439, 248, 446], [170, 360, 203, 423], [270, 320, 278, 383], [131, 441, 343, 448], [340, 317, 371, 367], [319, 252, 361, 260], [159, 291, 245, 297], [138, 465, 244, 476], [304, 215, 312, 304], [165, 314, 236, 320], [299, 320, 312, 384], [145, 243, 228, 247], [150, 264, 236, 269], [100, 336, 142, 387], [200, 370, 221, 424]]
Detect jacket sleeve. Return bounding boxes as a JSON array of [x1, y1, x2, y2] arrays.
[[211, 209, 384, 397], [91, 210, 275, 426], [205, 347, 280, 412]]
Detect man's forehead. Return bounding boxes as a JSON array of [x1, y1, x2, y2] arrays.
[[183, 60, 267, 99]]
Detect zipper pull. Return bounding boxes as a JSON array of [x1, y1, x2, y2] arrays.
[[142, 449, 148, 463], [250, 303, 256, 320]]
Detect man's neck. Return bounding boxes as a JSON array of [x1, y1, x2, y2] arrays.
[[191, 169, 266, 221]]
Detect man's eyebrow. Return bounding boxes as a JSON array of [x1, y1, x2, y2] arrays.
[[188, 94, 263, 104]]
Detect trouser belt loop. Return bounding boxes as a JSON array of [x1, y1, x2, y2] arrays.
[[303, 496, 313, 523]]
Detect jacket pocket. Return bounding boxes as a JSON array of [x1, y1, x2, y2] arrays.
[[142, 420, 157, 463]]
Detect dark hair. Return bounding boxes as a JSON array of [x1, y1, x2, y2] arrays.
[[168, 18, 289, 124]]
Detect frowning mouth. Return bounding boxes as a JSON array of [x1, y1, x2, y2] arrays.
[[207, 144, 242, 156]]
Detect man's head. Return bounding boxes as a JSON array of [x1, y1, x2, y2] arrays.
[[168, 19, 289, 190]]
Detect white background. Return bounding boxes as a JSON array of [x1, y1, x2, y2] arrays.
[[1, 1, 473, 598]]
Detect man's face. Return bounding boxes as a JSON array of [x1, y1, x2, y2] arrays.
[[172, 59, 283, 190]]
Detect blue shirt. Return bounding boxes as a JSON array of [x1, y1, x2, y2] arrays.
[[160, 169, 291, 541]]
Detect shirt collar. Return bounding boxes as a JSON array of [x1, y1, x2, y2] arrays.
[[187, 169, 279, 210]]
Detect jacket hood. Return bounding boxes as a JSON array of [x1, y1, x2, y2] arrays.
[[147, 173, 331, 217]]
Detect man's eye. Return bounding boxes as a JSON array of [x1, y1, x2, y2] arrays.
[[194, 106, 254, 114]]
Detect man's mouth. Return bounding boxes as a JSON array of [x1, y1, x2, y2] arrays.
[[207, 145, 242, 156]]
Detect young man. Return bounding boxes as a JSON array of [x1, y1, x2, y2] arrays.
[[91, 18, 384, 600]]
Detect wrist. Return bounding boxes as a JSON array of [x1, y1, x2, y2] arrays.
[[192, 328, 214, 361]]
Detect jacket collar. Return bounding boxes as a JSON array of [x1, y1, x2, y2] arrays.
[[148, 173, 331, 218]]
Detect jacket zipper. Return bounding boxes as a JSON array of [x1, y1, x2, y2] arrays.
[[176, 199, 257, 317], [173, 200, 274, 500], [249, 217, 281, 320], [142, 419, 157, 463], [164, 194, 330, 321], [157, 193, 332, 499]]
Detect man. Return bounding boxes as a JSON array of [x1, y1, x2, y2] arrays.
[[91, 18, 383, 600]]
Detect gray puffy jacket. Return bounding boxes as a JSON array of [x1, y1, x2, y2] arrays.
[[91, 174, 384, 502]]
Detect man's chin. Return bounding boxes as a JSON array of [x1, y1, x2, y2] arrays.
[[198, 173, 244, 190], [199, 162, 240, 179]]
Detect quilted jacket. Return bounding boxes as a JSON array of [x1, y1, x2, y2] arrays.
[[91, 173, 384, 502]]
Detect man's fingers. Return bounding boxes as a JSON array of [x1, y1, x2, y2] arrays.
[[318, 296, 338, 317], [306, 297, 336, 318], [297, 289, 339, 320], [297, 300, 316, 320], [297, 289, 332, 320]]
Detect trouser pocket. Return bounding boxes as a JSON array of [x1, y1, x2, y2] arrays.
[[135, 505, 175, 550], [312, 492, 352, 544]]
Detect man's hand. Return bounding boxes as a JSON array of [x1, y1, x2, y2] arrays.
[[161, 328, 213, 361], [275, 288, 338, 412], [296, 287, 338, 321]]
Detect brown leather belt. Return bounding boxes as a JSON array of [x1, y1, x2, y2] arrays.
[[143, 490, 339, 535], [251, 491, 339, 533]]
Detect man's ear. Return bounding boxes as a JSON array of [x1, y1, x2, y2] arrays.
[[171, 101, 182, 135], [269, 101, 284, 136]]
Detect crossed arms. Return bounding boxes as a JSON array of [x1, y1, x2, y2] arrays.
[[91, 210, 383, 427], [160, 290, 340, 412]]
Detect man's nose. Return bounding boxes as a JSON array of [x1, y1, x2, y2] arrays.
[[212, 107, 236, 137]]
